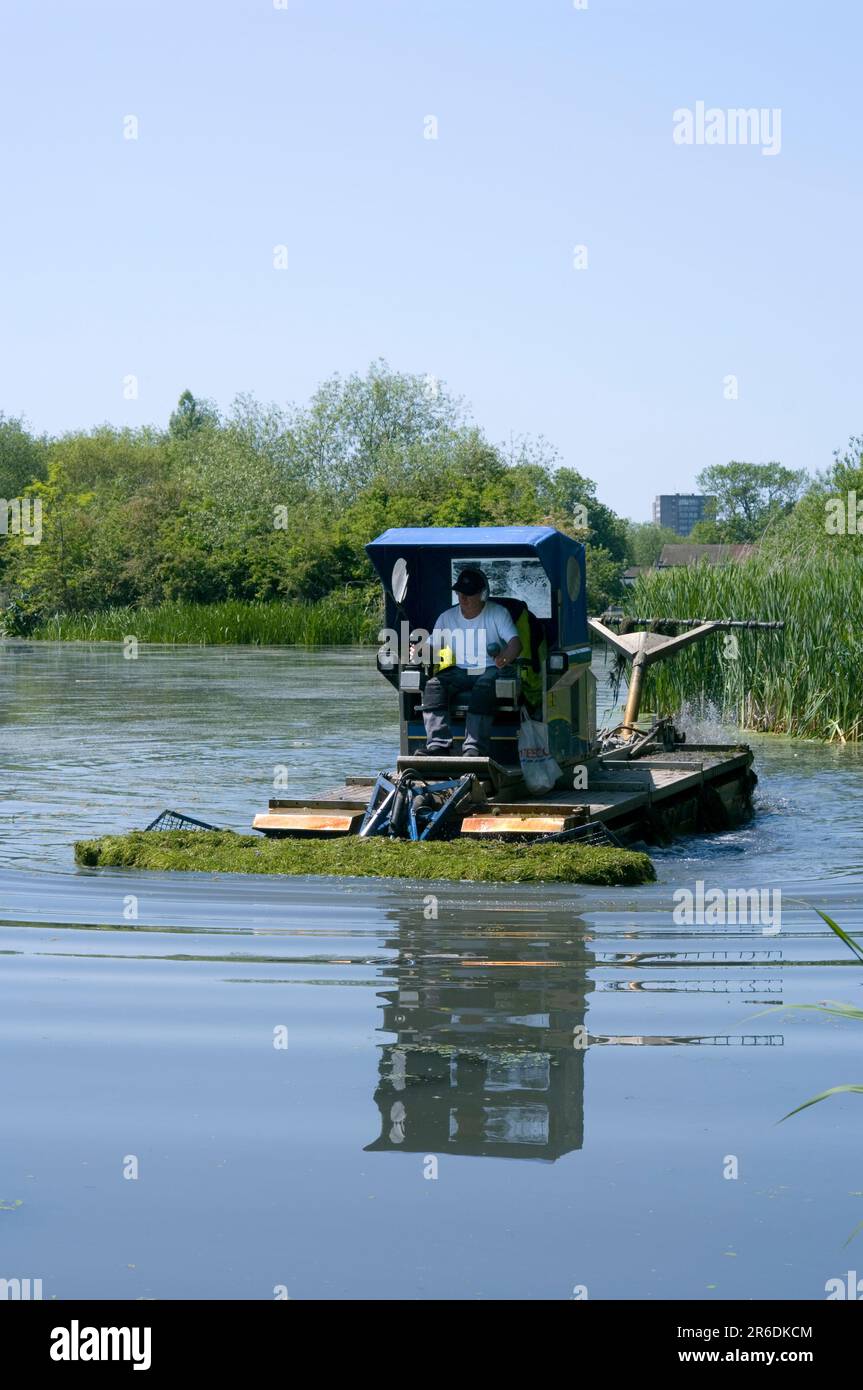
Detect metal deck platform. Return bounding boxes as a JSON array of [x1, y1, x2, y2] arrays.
[[253, 742, 755, 842]]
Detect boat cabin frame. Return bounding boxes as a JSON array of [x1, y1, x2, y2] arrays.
[[365, 526, 595, 767]]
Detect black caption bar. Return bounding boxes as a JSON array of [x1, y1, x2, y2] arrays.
[[5, 1297, 859, 1375]]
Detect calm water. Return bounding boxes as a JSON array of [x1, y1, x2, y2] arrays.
[[2, 641, 863, 1301]]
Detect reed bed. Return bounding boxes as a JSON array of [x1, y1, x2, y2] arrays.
[[26, 593, 381, 646], [629, 551, 863, 741]]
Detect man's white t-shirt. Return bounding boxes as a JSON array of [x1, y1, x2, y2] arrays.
[[432, 601, 519, 673]]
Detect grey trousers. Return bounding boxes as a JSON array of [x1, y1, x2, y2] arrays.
[[420, 664, 512, 756]]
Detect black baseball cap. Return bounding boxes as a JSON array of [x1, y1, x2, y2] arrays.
[[453, 567, 487, 596]]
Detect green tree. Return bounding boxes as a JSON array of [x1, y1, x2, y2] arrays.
[[2, 364, 636, 623], [0, 415, 49, 499], [624, 521, 684, 566], [687, 519, 724, 542], [826, 434, 863, 496], [695, 461, 807, 541], [6, 428, 178, 613], [761, 433, 863, 559], [0, 416, 50, 587], [584, 545, 624, 614], [284, 360, 468, 499], [168, 390, 219, 439]]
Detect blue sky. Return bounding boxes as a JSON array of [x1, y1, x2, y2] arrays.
[[1, 0, 860, 519]]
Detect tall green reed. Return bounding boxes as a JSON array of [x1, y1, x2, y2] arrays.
[[629, 551, 863, 740], [26, 593, 382, 646]]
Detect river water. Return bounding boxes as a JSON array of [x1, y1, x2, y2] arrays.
[[2, 642, 862, 1301]]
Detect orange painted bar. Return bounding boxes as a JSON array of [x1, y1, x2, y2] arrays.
[[252, 812, 362, 833], [460, 815, 574, 835]]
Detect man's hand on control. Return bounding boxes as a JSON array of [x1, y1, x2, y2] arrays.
[[495, 637, 523, 669]]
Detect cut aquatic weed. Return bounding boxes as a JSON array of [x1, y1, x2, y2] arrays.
[[73, 829, 655, 886]]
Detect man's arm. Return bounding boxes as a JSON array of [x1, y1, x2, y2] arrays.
[[492, 606, 522, 668], [495, 636, 522, 669]]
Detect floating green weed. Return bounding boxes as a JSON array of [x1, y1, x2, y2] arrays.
[[74, 829, 655, 886]]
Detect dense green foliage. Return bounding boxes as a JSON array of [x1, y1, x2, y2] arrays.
[[1, 363, 632, 629], [74, 828, 656, 885], [624, 521, 682, 566], [0, 413, 49, 498], [690, 461, 808, 542], [759, 434, 863, 559]]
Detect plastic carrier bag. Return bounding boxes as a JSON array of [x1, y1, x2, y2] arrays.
[[517, 710, 562, 795]]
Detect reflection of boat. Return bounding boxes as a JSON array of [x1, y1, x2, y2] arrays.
[[254, 526, 782, 846], [364, 923, 593, 1162], [363, 900, 785, 1162]]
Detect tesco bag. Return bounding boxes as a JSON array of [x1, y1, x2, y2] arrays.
[[517, 710, 562, 795]]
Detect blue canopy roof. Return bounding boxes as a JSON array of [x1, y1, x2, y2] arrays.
[[370, 526, 559, 549], [366, 525, 588, 650]]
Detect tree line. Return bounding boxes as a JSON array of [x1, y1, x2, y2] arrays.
[[1, 362, 859, 634]]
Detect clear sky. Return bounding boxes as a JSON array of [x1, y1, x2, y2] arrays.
[[1, 0, 860, 520]]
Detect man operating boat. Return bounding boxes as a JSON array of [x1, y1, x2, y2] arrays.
[[417, 567, 522, 757]]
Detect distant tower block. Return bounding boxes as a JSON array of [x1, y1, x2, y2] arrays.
[[652, 494, 716, 536]]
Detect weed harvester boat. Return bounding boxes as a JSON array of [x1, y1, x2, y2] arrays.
[[253, 527, 782, 848]]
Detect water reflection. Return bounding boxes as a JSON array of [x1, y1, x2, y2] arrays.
[[366, 903, 785, 1162], [3, 645, 863, 1298]]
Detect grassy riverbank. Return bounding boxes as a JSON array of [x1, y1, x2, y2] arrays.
[[74, 829, 656, 885], [25, 594, 380, 645], [631, 551, 863, 742]]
